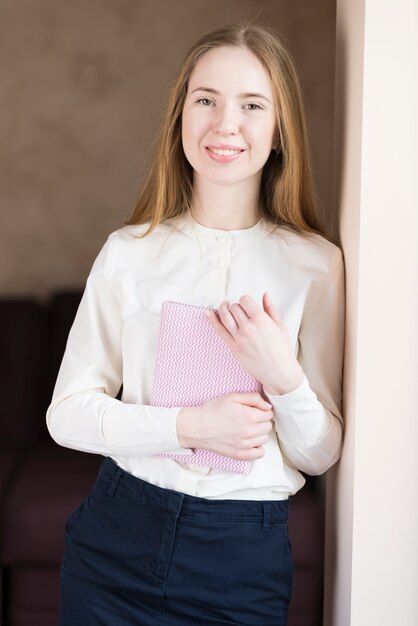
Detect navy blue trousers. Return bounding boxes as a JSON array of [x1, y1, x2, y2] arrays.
[[60, 457, 293, 625]]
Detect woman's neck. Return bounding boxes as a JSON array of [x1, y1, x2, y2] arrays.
[[190, 176, 262, 230]]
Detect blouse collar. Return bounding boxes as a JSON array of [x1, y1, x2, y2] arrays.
[[171, 211, 277, 243]]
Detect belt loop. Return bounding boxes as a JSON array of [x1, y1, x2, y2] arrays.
[[262, 502, 271, 532], [107, 468, 123, 497]]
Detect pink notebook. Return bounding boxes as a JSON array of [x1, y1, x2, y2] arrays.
[[150, 300, 262, 474]]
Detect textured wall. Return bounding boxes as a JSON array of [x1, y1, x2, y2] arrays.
[[0, 0, 336, 297]]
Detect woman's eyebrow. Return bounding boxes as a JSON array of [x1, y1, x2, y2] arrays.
[[190, 86, 271, 103]]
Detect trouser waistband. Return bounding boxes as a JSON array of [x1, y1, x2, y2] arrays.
[[98, 457, 289, 530]]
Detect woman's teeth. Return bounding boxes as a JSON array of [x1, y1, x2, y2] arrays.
[[208, 147, 242, 156]]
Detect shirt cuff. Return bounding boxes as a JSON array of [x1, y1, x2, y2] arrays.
[[263, 375, 330, 447], [168, 407, 194, 456]]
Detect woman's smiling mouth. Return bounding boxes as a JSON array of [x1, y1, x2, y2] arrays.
[[205, 145, 246, 161]]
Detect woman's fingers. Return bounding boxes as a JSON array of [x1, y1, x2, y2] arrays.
[[262, 293, 285, 330], [241, 434, 270, 449], [207, 306, 235, 343], [228, 392, 272, 411], [218, 296, 261, 330], [226, 302, 249, 328], [238, 446, 266, 461], [216, 301, 246, 335], [237, 294, 262, 318], [244, 417, 273, 439]]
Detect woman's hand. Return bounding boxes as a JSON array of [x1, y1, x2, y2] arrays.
[[207, 292, 304, 396], [177, 393, 274, 460]]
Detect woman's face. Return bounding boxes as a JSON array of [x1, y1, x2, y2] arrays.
[[181, 46, 277, 189]]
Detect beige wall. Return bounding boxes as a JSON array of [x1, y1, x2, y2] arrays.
[[0, 0, 336, 297], [325, 0, 418, 624]]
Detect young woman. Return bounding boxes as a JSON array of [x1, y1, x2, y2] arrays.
[[47, 22, 345, 626]]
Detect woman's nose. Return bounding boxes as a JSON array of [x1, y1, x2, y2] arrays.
[[212, 106, 239, 135]]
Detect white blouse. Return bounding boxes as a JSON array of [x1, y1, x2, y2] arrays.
[[46, 211, 345, 500]]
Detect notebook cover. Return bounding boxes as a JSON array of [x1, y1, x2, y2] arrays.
[[150, 300, 262, 474]]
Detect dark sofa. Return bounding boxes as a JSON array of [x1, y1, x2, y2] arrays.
[[0, 292, 325, 626]]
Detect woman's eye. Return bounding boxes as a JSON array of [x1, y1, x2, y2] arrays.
[[244, 103, 263, 111], [196, 98, 213, 106]]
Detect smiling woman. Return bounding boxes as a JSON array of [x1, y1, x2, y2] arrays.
[[126, 21, 323, 235], [46, 20, 345, 626]]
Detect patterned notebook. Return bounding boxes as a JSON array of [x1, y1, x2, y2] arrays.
[[150, 300, 262, 474]]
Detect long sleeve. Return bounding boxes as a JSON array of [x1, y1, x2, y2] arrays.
[[264, 245, 345, 475], [46, 233, 192, 458]]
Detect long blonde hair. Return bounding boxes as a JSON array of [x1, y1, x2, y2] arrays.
[[126, 21, 324, 238]]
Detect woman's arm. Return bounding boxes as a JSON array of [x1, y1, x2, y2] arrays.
[[206, 243, 345, 475], [46, 233, 192, 458], [264, 246, 345, 475]]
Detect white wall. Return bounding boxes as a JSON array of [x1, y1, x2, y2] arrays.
[[325, 0, 418, 624]]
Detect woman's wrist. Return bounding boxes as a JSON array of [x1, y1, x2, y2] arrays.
[[263, 364, 304, 396]]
